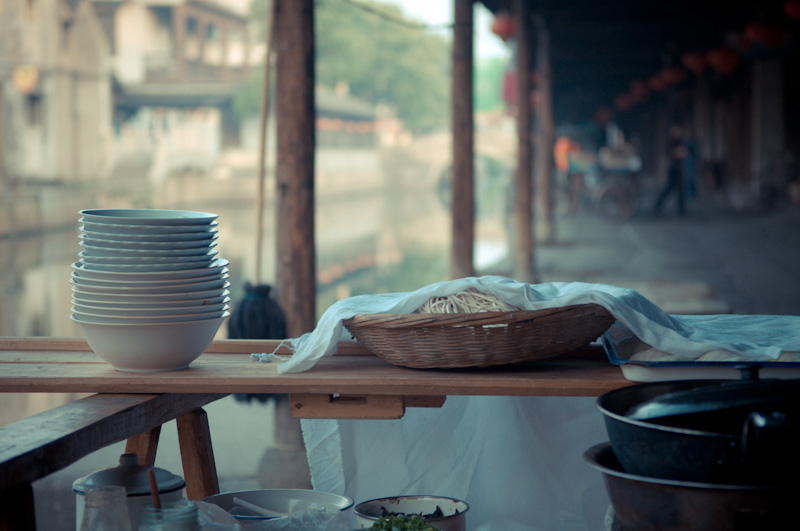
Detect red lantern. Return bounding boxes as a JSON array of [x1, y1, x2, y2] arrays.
[[648, 74, 668, 92], [786, 1, 800, 20], [660, 66, 687, 87], [681, 51, 708, 77], [491, 11, 516, 41], [629, 80, 650, 103], [594, 107, 614, 126], [707, 47, 740, 75], [614, 94, 633, 112], [744, 22, 785, 49]]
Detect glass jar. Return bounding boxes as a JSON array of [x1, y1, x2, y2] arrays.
[[138, 499, 199, 531], [80, 486, 132, 531]]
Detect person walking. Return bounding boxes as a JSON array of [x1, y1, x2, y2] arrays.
[[654, 124, 688, 216]]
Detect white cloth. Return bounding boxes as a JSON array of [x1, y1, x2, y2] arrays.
[[267, 276, 800, 530]]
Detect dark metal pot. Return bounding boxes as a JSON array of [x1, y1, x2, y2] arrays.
[[584, 442, 797, 531], [597, 379, 800, 486]]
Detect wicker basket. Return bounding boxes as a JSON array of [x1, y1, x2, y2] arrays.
[[342, 303, 616, 369]]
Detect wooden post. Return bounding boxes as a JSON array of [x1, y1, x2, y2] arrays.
[[513, 0, 537, 282], [275, 0, 316, 337], [451, 0, 475, 280], [533, 15, 555, 243]]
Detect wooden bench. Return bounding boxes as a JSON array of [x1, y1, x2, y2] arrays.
[[0, 392, 226, 531]]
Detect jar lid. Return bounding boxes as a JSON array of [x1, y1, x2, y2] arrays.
[[73, 453, 185, 497]]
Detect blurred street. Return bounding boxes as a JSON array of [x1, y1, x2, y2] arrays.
[[533, 197, 800, 316]]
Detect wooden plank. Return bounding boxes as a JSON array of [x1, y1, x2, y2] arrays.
[[0, 347, 630, 397], [0, 393, 225, 491], [290, 394, 405, 419], [404, 395, 447, 409], [451, 0, 475, 279], [125, 426, 161, 466], [176, 408, 220, 500]]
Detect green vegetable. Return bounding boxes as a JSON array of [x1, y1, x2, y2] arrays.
[[369, 514, 439, 531]]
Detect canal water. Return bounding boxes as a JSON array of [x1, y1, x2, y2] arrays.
[[0, 136, 516, 529]]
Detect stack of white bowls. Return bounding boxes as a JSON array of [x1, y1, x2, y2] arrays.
[[70, 209, 230, 372]]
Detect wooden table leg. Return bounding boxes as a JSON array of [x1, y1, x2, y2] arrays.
[[176, 408, 219, 500], [125, 426, 162, 466], [0, 483, 36, 531]]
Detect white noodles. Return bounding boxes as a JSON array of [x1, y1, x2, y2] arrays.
[[414, 288, 520, 314]]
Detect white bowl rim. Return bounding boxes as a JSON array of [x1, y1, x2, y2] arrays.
[[80, 236, 218, 250], [79, 220, 219, 234], [71, 311, 229, 327], [70, 271, 228, 286], [72, 286, 230, 299], [71, 309, 228, 323], [353, 495, 470, 521], [70, 301, 231, 319], [79, 209, 218, 225], [78, 250, 218, 263], [71, 259, 229, 278]]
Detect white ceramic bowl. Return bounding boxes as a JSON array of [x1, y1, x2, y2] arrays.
[[80, 220, 218, 235], [79, 209, 218, 226], [72, 286, 229, 303], [72, 313, 227, 372], [201, 490, 354, 523], [70, 272, 228, 291], [79, 250, 217, 264], [71, 295, 229, 309], [72, 307, 228, 325], [78, 260, 215, 272], [72, 300, 228, 317], [80, 238, 218, 254], [79, 224, 219, 242], [71, 259, 229, 281], [70, 277, 229, 295], [354, 496, 469, 531]]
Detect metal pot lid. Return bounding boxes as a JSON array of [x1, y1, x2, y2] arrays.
[[72, 453, 185, 496]]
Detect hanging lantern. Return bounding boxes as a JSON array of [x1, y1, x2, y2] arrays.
[[629, 80, 650, 103], [491, 11, 516, 41], [681, 51, 708, 77], [659, 66, 687, 87], [614, 94, 633, 112], [744, 22, 786, 49], [707, 46, 740, 75], [594, 107, 614, 126], [786, 1, 800, 20], [648, 74, 668, 92]]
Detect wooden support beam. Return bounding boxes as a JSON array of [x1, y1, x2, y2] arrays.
[[275, 0, 317, 338], [451, 0, 475, 280], [176, 408, 220, 500], [513, 0, 537, 282], [125, 426, 161, 467]]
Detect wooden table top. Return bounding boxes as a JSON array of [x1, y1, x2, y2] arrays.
[[0, 337, 632, 397]]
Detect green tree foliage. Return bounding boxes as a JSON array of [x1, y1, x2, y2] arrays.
[[234, 0, 451, 133]]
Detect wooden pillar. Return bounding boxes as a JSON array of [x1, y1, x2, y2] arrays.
[[533, 15, 554, 243], [275, 0, 316, 338], [451, 0, 475, 279], [513, 0, 537, 282]]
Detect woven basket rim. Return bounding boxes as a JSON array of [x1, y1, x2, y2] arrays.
[[343, 304, 609, 330]]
